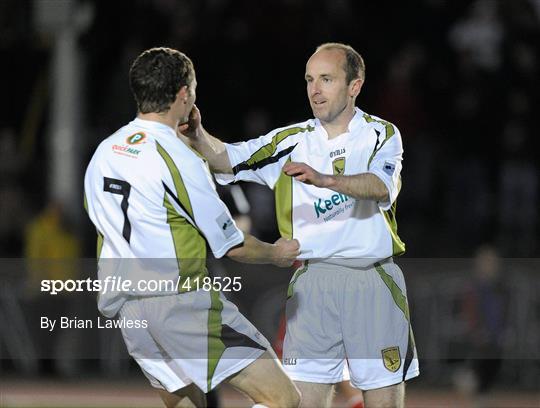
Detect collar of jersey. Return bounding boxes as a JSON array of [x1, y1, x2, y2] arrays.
[[131, 117, 177, 138], [313, 107, 364, 140]]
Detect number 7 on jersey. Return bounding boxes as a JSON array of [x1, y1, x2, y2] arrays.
[[103, 177, 132, 243]]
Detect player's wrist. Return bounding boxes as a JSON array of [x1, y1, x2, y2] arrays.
[[322, 174, 336, 188], [270, 243, 283, 261], [190, 126, 204, 141]]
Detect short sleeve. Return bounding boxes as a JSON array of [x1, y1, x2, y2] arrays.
[[161, 151, 245, 259], [367, 125, 403, 211], [214, 126, 301, 189]]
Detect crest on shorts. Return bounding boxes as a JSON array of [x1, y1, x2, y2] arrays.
[[381, 346, 401, 372], [332, 157, 346, 175]]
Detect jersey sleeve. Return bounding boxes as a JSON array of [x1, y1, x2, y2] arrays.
[[367, 125, 403, 211], [160, 148, 245, 259], [214, 127, 299, 189]]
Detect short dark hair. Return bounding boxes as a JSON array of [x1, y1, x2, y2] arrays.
[[316, 42, 365, 83], [129, 47, 194, 114]]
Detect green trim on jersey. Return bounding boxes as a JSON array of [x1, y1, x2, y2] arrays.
[[287, 260, 309, 298], [96, 231, 104, 259], [274, 157, 293, 239], [207, 289, 225, 391], [242, 125, 314, 169], [187, 143, 207, 161], [84, 192, 105, 259], [163, 194, 207, 290], [363, 113, 396, 169], [156, 141, 194, 219], [382, 199, 406, 256], [374, 262, 410, 322]]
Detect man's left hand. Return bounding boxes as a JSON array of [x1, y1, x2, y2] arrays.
[[283, 162, 331, 188]]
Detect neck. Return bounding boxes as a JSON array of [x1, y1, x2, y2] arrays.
[[137, 112, 178, 130], [321, 106, 356, 139]]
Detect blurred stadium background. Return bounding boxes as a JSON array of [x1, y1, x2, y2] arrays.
[[1, 0, 540, 407]]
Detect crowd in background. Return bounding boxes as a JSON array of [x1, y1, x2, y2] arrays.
[[1, 0, 539, 258], [1, 0, 539, 397]]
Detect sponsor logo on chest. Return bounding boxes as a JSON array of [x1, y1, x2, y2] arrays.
[[329, 148, 346, 158], [313, 193, 351, 218]]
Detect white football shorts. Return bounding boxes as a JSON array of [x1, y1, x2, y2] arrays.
[[118, 289, 269, 393], [283, 258, 419, 390]]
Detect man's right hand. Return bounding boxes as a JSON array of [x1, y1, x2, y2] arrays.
[[177, 106, 234, 174], [178, 105, 202, 139], [272, 238, 301, 267]]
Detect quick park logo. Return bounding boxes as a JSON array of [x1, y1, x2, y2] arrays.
[[126, 132, 146, 145], [112, 144, 141, 156], [112, 133, 146, 158]]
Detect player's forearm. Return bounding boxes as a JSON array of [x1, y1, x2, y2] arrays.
[[190, 127, 233, 174], [324, 173, 389, 202], [226, 234, 278, 264]]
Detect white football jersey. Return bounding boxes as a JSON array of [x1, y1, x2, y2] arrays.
[[216, 107, 404, 263], [84, 118, 244, 316]]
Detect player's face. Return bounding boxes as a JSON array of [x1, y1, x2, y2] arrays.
[[179, 76, 197, 123], [305, 50, 353, 124], [186, 77, 197, 111]]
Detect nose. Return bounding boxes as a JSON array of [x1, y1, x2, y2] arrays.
[[309, 81, 321, 97]]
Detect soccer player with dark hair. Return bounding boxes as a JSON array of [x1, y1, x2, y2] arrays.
[[84, 47, 301, 408]]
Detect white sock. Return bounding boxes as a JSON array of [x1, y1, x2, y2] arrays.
[[252, 405, 269, 408]]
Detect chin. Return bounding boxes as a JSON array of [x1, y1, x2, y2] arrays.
[[311, 108, 325, 120], [314, 112, 329, 122]]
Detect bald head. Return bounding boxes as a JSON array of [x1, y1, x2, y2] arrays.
[[314, 43, 365, 83], [305, 43, 364, 125]]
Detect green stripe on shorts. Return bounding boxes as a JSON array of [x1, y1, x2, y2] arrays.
[[375, 262, 417, 376], [207, 289, 225, 391], [374, 262, 410, 322], [287, 261, 309, 298]]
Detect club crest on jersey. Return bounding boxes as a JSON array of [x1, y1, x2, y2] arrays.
[[381, 346, 401, 372], [332, 157, 346, 175], [126, 132, 147, 145]]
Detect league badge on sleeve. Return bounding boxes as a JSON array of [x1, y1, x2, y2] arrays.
[[383, 161, 396, 176], [216, 211, 235, 238]]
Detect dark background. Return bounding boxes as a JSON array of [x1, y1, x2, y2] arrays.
[[2, 0, 539, 258], [1, 0, 539, 404]]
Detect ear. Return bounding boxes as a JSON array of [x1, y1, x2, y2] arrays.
[[350, 78, 364, 98], [177, 85, 189, 98], [175, 85, 189, 104]]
